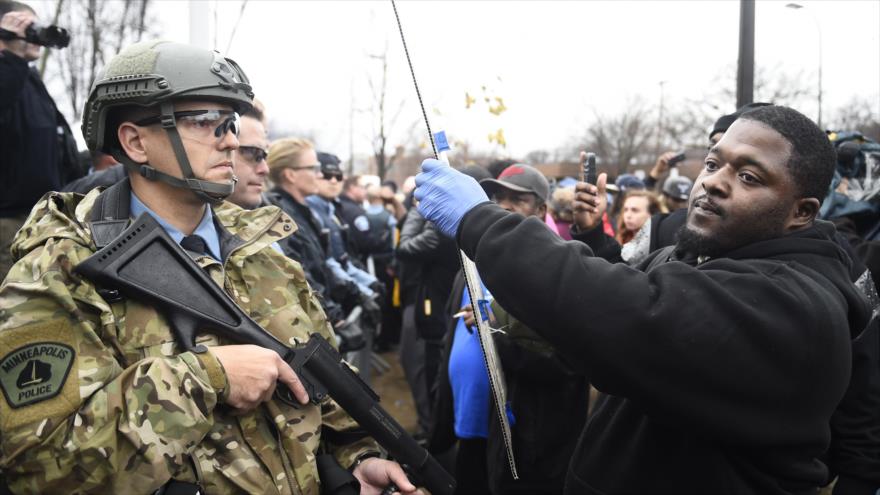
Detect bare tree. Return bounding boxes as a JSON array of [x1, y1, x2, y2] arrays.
[[671, 63, 815, 147], [827, 96, 880, 142], [42, 0, 155, 123], [570, 98, 657, 179], [365, 46, 409, 181]]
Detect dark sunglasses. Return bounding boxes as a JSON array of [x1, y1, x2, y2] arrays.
[[323, 172, 344, 181], [135, 109, 241, 138], [238, 145, 268, 163]]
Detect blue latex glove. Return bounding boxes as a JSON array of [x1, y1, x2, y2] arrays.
[[414, 159, 489, 238]]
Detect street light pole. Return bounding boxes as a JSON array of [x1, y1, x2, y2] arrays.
[[786, 3, 823, 128], [736, 0, 755, 109]]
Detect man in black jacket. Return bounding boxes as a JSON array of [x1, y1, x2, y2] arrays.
[[414, 105, 872, 493], [0, 1, 82, 278], [603, 108, 880, 494]]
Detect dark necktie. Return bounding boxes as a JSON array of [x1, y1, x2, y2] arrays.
[[180, 234, 208, 256]]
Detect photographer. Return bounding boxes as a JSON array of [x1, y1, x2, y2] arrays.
[[0, 0, 80, 278]]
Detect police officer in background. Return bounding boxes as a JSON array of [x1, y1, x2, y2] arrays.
[[0, 0, 82, 279], [0, 40, 418, 494]]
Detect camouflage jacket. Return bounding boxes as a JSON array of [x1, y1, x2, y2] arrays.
[[0, 188, 378, 494]]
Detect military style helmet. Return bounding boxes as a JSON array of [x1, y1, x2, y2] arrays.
[[82, 40, 254, 204]]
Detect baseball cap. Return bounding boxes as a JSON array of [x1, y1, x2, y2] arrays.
[[615, 174, 645, 193], [662, 175, 694, 200], [317, 151, 343, 178], [480, 164, 550, 202], [710, 102, 773, 140]]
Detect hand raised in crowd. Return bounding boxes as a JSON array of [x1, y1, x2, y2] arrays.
[[352, 457, 424, 495], [210, 344, 309, 411], [0, 10, 35, 58], [572, 166, 608, 232], [571, 151, 608, 231], [649, 150, 680, 181]]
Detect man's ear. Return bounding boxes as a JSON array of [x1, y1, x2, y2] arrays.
[[117, 122, 149, 164], [537, 202, 547, 219], [787, 197, 820, 231]]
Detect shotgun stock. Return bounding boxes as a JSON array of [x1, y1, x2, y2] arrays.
[[74, 212, 455, 495]]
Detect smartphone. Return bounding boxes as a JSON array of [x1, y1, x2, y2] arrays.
[[668, 151, 686, 167], [582, 152, 597, 185]]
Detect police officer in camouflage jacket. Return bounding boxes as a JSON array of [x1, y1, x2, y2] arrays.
[[0, 40, 419, 495]]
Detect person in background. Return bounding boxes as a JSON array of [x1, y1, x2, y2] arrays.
[[266, 138, 362, 329], [548, 186, 575, 241], [606, 173, 644, 230], [432, 163, 589, 495], [615, 189, 662, 245], [381, 180, 408, 222], [364, 184, 401, 352], [396, 165, 489, 439], [660, 175, 693, 212], [226, 104, 269, 210], [0, 0, 83, 278]]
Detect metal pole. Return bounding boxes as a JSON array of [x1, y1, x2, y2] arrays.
[[736, 0, 755, 108]]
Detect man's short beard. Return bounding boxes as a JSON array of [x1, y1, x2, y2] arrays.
[[674, 225, 727, 259]]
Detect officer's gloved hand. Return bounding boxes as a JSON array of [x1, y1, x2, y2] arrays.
[[415, 159, 489, 238]]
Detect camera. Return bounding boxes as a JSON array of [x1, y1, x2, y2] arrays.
[[0, 22, 69, 49]]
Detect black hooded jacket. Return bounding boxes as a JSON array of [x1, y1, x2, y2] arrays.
[[583, 209, 880, 493], [458, 202, 872, 494]]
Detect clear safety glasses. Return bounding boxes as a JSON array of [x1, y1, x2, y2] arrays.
[[135, 110, 241, 143]]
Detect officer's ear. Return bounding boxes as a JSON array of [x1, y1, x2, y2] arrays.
[[117, 122, 150, 164], [281, 167, 297, 186]]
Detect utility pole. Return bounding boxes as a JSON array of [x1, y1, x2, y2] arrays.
[[736, 0, 755, 108]]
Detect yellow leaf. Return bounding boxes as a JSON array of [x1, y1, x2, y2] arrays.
[[465, 92, 476, 109], [488, 129, 506, 148], [495, 129, 506, 147]]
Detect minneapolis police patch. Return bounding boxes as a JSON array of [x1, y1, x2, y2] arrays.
[[0, 342, 75, 408]]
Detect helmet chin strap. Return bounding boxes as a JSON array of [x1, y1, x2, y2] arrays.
[[120, 101, 236, 205]]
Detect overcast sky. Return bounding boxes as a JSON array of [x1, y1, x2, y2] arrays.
[[40, 0, 880, 160]]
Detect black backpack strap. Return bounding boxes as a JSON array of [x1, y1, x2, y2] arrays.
[[89, 178, 132, 250]]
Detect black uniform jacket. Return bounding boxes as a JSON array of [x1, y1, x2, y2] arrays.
[[457, 202, 872, 494], [0, 50, 81, 217]]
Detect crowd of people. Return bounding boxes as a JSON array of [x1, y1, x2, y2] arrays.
[[1, 1, 879, 494]]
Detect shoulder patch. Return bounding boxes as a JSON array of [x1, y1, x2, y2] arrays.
[[0, 342, 74, 408], [353, 216, 370, 232], [0, 319, 79, 429]]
